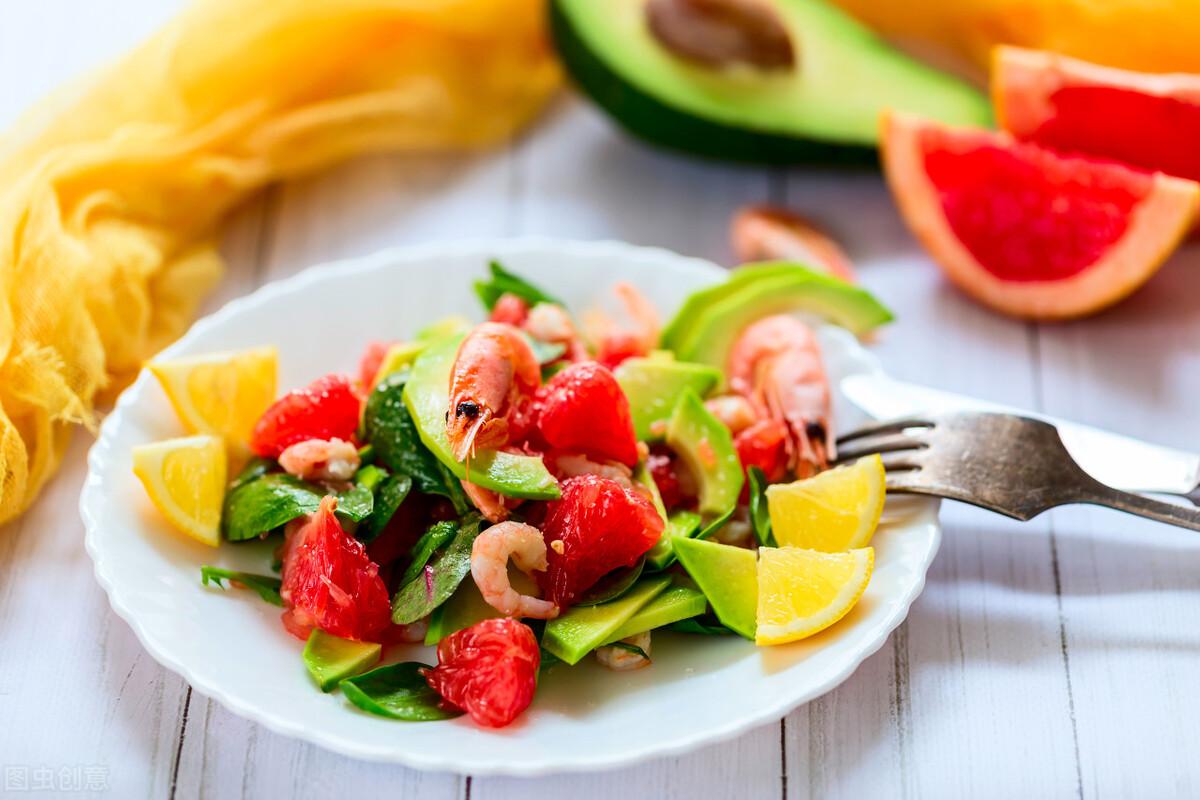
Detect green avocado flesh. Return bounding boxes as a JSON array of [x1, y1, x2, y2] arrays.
[[615, 355, 722, 440], [542, 576, 671, 665], [602, 583, 708, 643], [671, 537, 758, 640], [403, 334, 559, 500], [302, 630, 382, 692], [666, 265, 893, 380], [665, 390, 743, 515], [646, 509, 702, 571], [550, 0, 990, 164]]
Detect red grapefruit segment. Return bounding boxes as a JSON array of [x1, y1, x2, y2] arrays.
[[995, 47, 1200, 183], [881, 112, 1199, 319]]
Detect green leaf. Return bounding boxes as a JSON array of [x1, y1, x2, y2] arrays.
[[606, 641, 651, 661], [519, 331, 567, 366], [229, 456, 274, 491], [339, 663, 460, 721], [222, 473, 321, 541], [200, 566, 283, 606], [391, 515, 484, 624], [398, 520, 458, 588], [222, 472, 375, 541], [356, 474, 412, 544], [574, 557, 646, 606], [667, 617, 734, 636], [695, 505, 736, 541], [363, 372, 468, 512], [747, 466, 774, 547], [473, 259, 563, 311]]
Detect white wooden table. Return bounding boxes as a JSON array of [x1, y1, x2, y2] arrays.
[[4, 4, 1200, 798]]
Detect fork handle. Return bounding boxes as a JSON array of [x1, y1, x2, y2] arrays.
[[1082, 484, 1200, 532]]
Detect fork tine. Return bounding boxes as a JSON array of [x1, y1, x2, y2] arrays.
[[834, 432, 927, 465], [836, 417, 935, 445], [879, 451, 923, 473]]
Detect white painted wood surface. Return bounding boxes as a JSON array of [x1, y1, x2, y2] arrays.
[[3, 3, 1200, 798]]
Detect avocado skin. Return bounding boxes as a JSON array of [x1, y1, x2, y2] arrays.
[[549, 0, 878, 166]]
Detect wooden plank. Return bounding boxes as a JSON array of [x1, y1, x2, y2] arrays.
[[780, 172, 1081, 798], [0, 434, 190, 799], [1035, 248, 1200, 800]]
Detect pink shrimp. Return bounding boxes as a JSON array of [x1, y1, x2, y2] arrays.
[[546, 452, 635, 489], [730, 206, 856, 282], [446, 322, 541, 462], [727, 314, 834, 478], [278, 438, 360, 482], [523, 302, 588, 361], [470, 521, 560, 619], [704, 395, 759, 435], [586, 282, 661, 368], [461, 479, 523, 524]]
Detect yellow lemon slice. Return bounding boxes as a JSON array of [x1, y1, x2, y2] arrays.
[[765, 454, 885, 551], [132, 435, 227, 547], [755, 546, 874, 646], [148, 347, 277, 446]]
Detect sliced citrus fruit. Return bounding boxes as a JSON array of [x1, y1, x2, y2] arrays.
[[766, 455, 884, 551], [881, 111, 1199, 319], [756, 546, 873, 646], [148, 347, 277, 446], [995, 46, 1200, 184], [132, 435, 227, 546]]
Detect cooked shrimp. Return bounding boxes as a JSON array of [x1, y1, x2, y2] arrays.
[[547, 452, 635, 488], [704, 395, 758, 435], [728, 314, 834, 477], [278, 438, 360, 482], [462, 479, 521, 524], [585, 282, 661, 365], [471, 521, 559, 619], [523, 302, 587, 361], [595, 632, 652, 671], [447, 322, 541, 462], [730, 205, 856, 282]]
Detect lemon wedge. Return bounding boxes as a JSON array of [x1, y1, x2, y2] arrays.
[[765, 454, 885, 551], [148, 347, 277, 446], [132, 435, 227, 546], [755, 546, 874, 645]]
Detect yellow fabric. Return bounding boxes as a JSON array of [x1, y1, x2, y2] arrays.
[[831, 0, 1200, 76], [0, 0, 559, 525]]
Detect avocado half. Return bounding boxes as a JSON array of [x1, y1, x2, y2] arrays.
[[549, 0, 991, 165]]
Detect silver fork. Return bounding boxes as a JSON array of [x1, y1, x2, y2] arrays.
[[834, 411, 1200, 531]]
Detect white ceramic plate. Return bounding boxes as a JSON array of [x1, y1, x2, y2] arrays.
[[82, 239, 940, 776]]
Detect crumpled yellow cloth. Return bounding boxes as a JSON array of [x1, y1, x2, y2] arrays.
[[0, 0, 559, 525]]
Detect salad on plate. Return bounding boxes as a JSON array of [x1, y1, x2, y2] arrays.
[[131, 260, 894, 729]]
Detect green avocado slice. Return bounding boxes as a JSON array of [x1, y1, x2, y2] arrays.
[[672, 537, 757, 640], [665, 390, 743, 515], [542, 575, 671, 665], [550, 0, 990, 165], [660, 262, 811, 349], [615, 355, 722, 440], [302, 630, 382, 692], [671, 269, 893, 381], [403, 333, 560, 500], [602, 583, 708, 643]]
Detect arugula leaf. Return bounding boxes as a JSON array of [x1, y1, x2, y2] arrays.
[[606, 641, 651, 661], [356, 474, 412, 544], [667, 618, 734, 636], [222, 472, 374, 541], [200, 566, 283, 606], [222, 474, 321, 541], [747, 466, 774, 547], [391, 515, 483, 624], [398, 520, 458, 587], [363, 372, 469, 512], [339, 663, 460, 721], [229, 456, 274, 491], [473, 260, 563, 311]]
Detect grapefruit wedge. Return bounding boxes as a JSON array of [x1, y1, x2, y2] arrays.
[[995, 46, 1200, 183], [881, 112, 1199, 319]]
